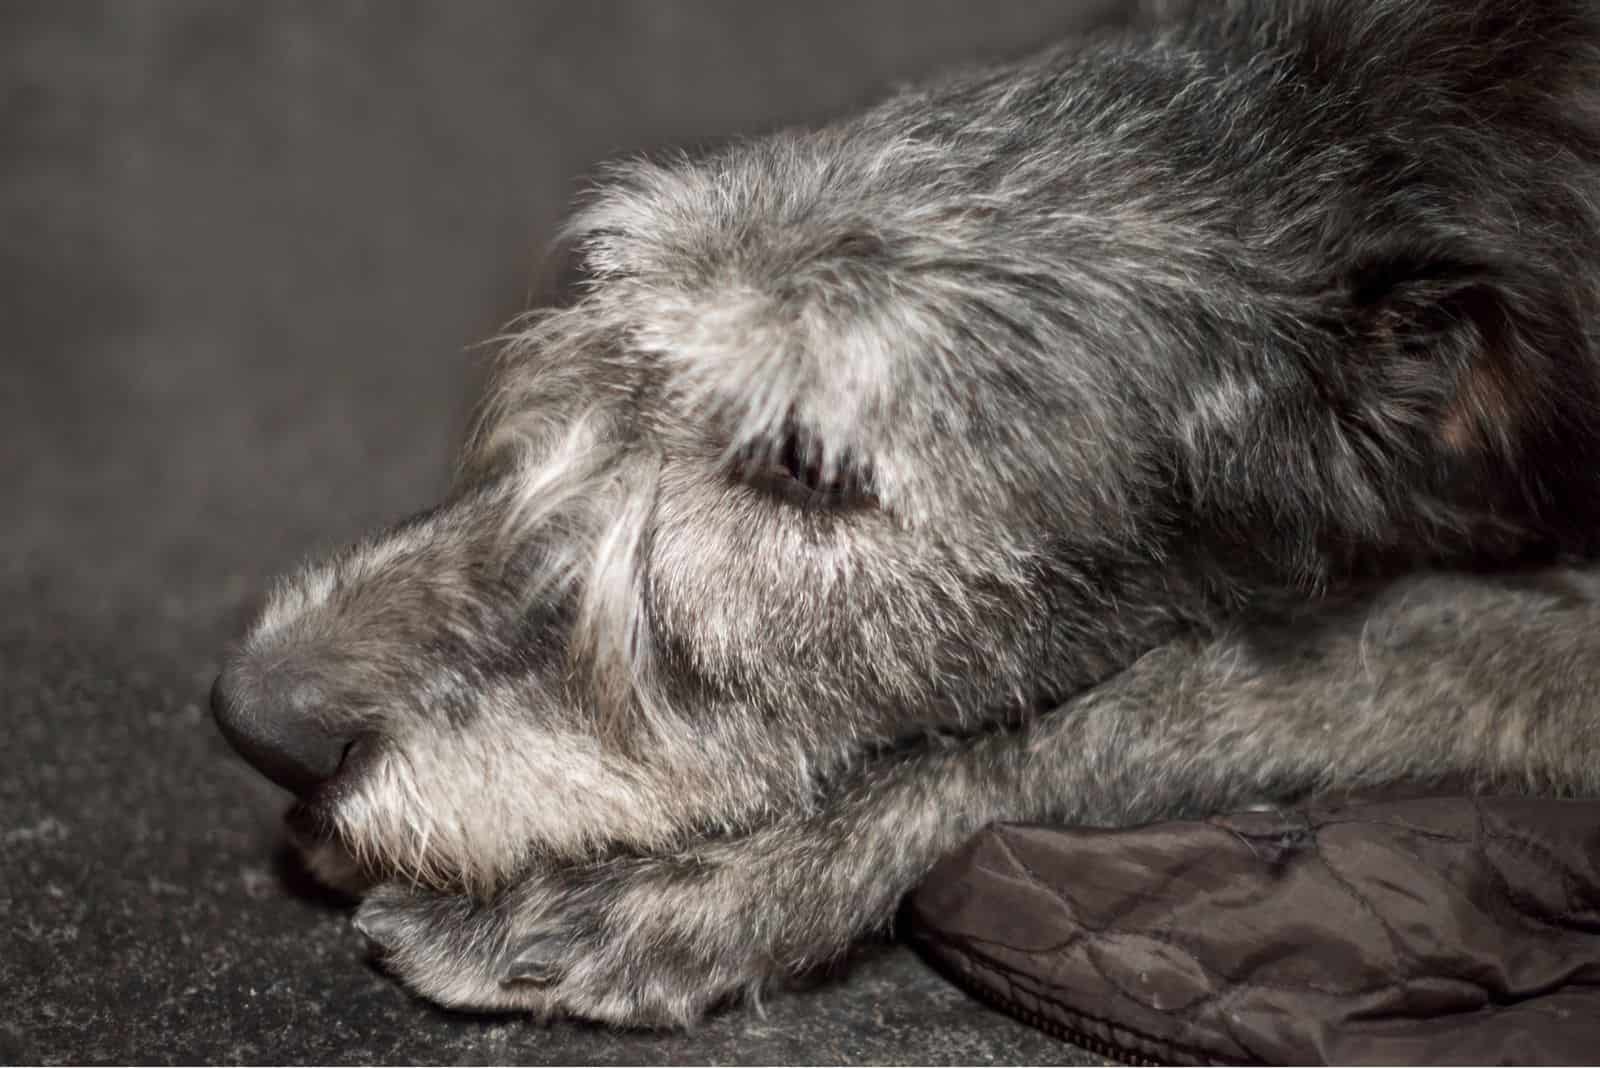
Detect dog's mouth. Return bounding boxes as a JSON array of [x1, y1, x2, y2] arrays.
[[283, 760, 381, 896], [284, 795, 339, 843], [282, 734, 382, 864]]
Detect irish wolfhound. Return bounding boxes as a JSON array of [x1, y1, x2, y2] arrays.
[[214, 0, 1600, 1027]]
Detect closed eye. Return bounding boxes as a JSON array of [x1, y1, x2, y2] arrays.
[[735, 423, 877, 511]]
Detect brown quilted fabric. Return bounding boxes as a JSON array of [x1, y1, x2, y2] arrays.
[[908, 796, 1600, 1065]]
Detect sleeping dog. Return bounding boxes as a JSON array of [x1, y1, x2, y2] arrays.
[[214, 0, 1600, 1025]]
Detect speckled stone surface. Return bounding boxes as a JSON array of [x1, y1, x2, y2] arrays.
[[2, 3, 1130, 1061]]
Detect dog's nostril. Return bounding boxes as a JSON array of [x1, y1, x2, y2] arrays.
[[211, 667, 357, 798]]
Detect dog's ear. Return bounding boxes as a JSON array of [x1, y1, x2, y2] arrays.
[[1179, 242, 1596, 582], [1332, 246, 1585, 462]]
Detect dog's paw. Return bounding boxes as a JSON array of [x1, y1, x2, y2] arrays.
[[353, 855, 772, 1028]]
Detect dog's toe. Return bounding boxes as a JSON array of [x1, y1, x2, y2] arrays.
[[499, 934, 570, 987], [351, 900, 404, 952]]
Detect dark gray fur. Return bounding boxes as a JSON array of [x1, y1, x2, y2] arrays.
[[218, 0, 1600, 1027]]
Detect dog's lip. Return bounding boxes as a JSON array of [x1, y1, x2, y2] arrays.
[[285, 798, 336, 842], [284, 734, 380, 838]]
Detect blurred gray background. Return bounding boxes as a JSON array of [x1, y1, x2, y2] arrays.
[[3, 3, 1136, 1061]]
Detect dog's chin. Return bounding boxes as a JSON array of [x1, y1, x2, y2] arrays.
[[286, 804, 376, 897]]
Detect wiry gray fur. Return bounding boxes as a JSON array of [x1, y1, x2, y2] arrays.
[[218, 0, 1600, 1027]]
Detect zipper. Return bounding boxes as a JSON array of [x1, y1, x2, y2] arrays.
[[941, 961, 1163, 1066], [917, 935, 1239, 1066]]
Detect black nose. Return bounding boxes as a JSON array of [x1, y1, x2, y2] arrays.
[[211, 667, 354, 796]]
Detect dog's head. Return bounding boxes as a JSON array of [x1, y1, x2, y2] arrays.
[[214, 3, 1600, 893], [214, 151, 1175, 891]]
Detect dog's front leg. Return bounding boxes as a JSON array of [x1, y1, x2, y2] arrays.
[[354, 567, 1600, 1027]]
